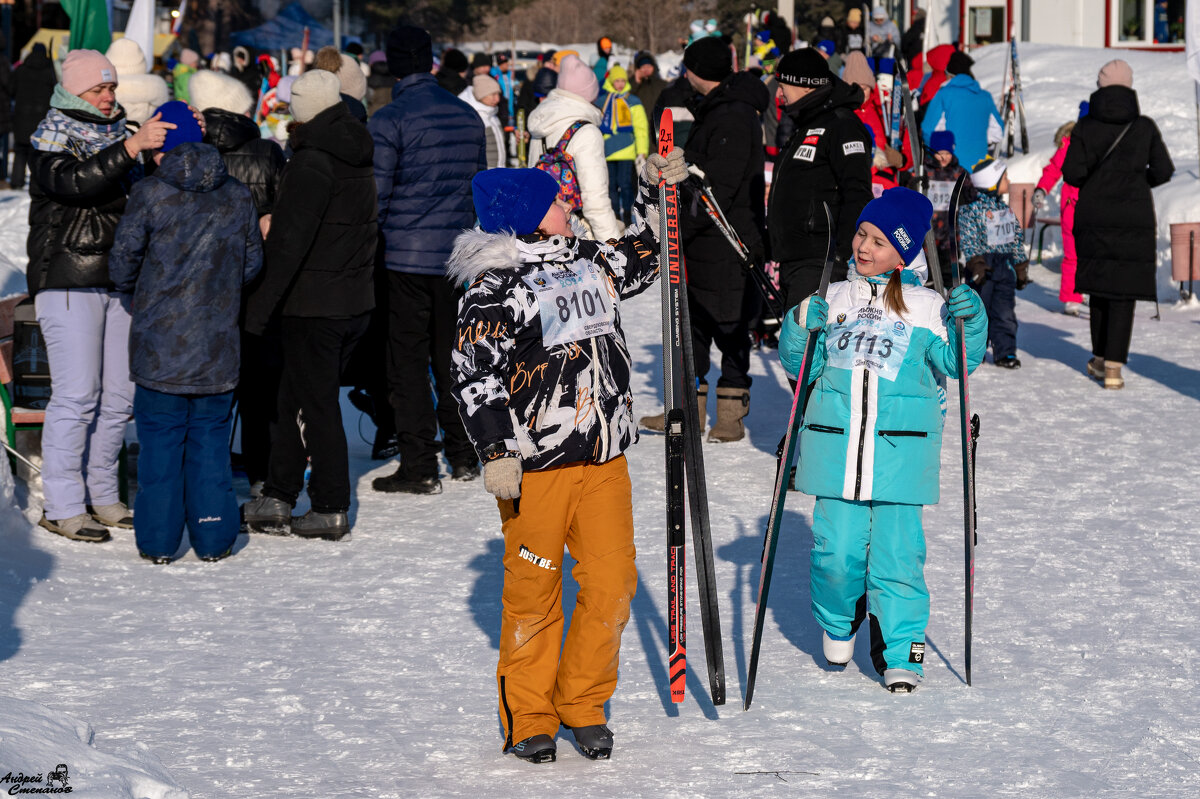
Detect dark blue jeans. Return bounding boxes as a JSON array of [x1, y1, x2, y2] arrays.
[[134, 386, 239, 559], [607, 160, 634, 224], [974, 264, 1018, 361]]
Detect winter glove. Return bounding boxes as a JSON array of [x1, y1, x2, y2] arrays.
[[883, 145, 904, 169], [1031, 187, 1047, 212], [796, 295, 829, 332], [947, 284, 984, 319], [966, 255, 989, 287], [643, 147, 688, 185], [483, 456, 522, 500], [1015, 261, 1030, 290]]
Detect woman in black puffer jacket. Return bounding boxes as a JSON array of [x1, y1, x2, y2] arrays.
[[27, 49, 175, 542], [1063, 60, 1174, 390], [240, 70, 378, 541]]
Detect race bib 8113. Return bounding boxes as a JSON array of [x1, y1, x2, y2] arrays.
[[522, 264, 616, 348], [826, 304, 912, 382]]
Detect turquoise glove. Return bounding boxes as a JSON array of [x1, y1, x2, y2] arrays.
[[796, 295, 829, 331], [947, 284, 983, 319]]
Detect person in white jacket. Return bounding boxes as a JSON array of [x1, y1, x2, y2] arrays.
[[527, 54, 623, 241], [459, 75, 507, 169], [105, 38, 169, 126]]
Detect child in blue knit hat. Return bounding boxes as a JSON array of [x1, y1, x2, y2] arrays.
[[959, 155, 1029, 368], [923, 129, 976, 288], [777, 186, 987, 692], [109, 100, 261, 564], [446, 154, 684, 764]]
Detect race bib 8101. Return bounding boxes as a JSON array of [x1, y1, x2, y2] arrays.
[[826, 304, 912, 382], [522, 264, 616, 348]]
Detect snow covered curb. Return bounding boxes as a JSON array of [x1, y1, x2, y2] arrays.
[[0, 696, 188, 798]]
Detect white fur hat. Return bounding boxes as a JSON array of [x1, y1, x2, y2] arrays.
[[188, 70, 255, 115], [106, 38, 149, 76], [337, 53, 367, 101]]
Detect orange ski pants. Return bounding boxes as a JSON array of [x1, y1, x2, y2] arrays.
[[495, 456, 638, 749]]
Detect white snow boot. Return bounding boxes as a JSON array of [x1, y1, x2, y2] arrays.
[[884, 668, 920, 693], [822, 631, 855, 667]]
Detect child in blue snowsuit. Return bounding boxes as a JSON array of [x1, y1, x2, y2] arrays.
[[958, 156, 1030, 368], [109, 102, 263, 563], [779, 187, 987, 691]]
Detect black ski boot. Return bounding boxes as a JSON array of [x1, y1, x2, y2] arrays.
[[566, 724, 613, 760], [241, 496, 292, 535], [372, 430, 400, 460], [371, 467, 442, 495], [451, 462, 480, 481], [291, 510, 350, 541], [510, 734, 556, 763]]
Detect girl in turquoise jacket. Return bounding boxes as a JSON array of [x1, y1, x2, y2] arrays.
[[778, 187, 987, 692]]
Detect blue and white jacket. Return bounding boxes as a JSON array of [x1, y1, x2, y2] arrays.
[[779, 259, 987, 505]]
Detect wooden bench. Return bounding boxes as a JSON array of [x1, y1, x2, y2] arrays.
[[0, 293, 46, 469]]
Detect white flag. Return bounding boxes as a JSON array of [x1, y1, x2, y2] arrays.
[[124, 0, 155, 72], [1187, 0, 1200, 84]]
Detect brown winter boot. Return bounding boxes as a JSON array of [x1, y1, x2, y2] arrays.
[[707, 388, 750, 443], [1104, 362, 1125, 390], [1086, 356, 1105, 381], [640, 385, 708, 433]]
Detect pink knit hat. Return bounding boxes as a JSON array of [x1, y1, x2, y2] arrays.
[[1097, 59, 1133, 88], [62, 50, 119, 96], [556, 54, 599, 102]]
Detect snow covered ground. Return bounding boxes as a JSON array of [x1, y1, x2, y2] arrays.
[[2, 42, 1200, 798]]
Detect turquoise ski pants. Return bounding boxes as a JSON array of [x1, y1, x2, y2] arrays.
[[811, 498, 929, 676]]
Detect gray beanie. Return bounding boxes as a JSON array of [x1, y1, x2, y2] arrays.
[[290, 70, 341, 123]]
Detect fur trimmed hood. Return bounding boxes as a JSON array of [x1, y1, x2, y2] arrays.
[[447, 228, 582, 286]]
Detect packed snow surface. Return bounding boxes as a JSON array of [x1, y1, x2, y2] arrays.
[[2, 42, 1200, 798]]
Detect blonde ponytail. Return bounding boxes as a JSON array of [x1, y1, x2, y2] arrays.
[[882, 268, 909, 318]]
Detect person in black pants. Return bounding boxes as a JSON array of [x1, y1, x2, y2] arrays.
[[1062, 59, 1174, 390], [240, 71, 378, 540], [367, 25, 487, 495], [9, 44, 57, 190]]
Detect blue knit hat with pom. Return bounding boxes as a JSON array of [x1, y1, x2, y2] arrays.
[[855, 187, 933, 266], [153, 101, 203, 153], [472, 168, 562, 235], [929, 130, 955, 153]]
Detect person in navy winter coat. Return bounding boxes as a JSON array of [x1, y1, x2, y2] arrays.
[[368, 25, 488, 495], [108, 103, 263, 564]]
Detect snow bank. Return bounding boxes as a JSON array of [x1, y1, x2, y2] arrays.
[[0, 696, 188, 799], [0, 191, 31, 299], [970, 42, 1200, 299]]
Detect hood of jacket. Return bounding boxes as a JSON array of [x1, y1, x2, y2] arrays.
[[204, 107, 263, 152], [528, 88, 603, 138], [693, 71, 771, 119], [925, 44, 955, 73], [785, 78, 862, 124], [943, 73, 988, 96], [154, 142, 229, 192], [458, 86, 498, 118], [288, 101, 374, 167], [1087, 84, 1139, 125], [446, 228, 579, 286], [22, 49, 53, 71]]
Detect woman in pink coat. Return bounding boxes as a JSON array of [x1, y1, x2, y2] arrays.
[[1033, 107, 1087, 315]]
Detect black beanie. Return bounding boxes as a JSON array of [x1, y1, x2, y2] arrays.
[[442, 48, 469, 73], [386, 25, 433, 79], [683, 37, 732, 82], [947, 51, 975, 76], [470, 51, 492, 71], [775, 48, 833, 88]]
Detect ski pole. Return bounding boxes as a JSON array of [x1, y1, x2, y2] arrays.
[[2, 440, 41, 474]]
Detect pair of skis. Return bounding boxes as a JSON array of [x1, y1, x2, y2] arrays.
[[657, 110, 725, 707], [1001, 38, 1030, 157], [743, 203, 836, 711], [943, 173, 981, 687]]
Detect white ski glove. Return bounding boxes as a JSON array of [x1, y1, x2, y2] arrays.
[[642, 147, 688, 185], [484, 456, 522, 500]]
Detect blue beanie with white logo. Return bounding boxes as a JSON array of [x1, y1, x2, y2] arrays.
[[855, 187, 933, 266], [929, 130, 955, 153], [472, 168, 562, 235]]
